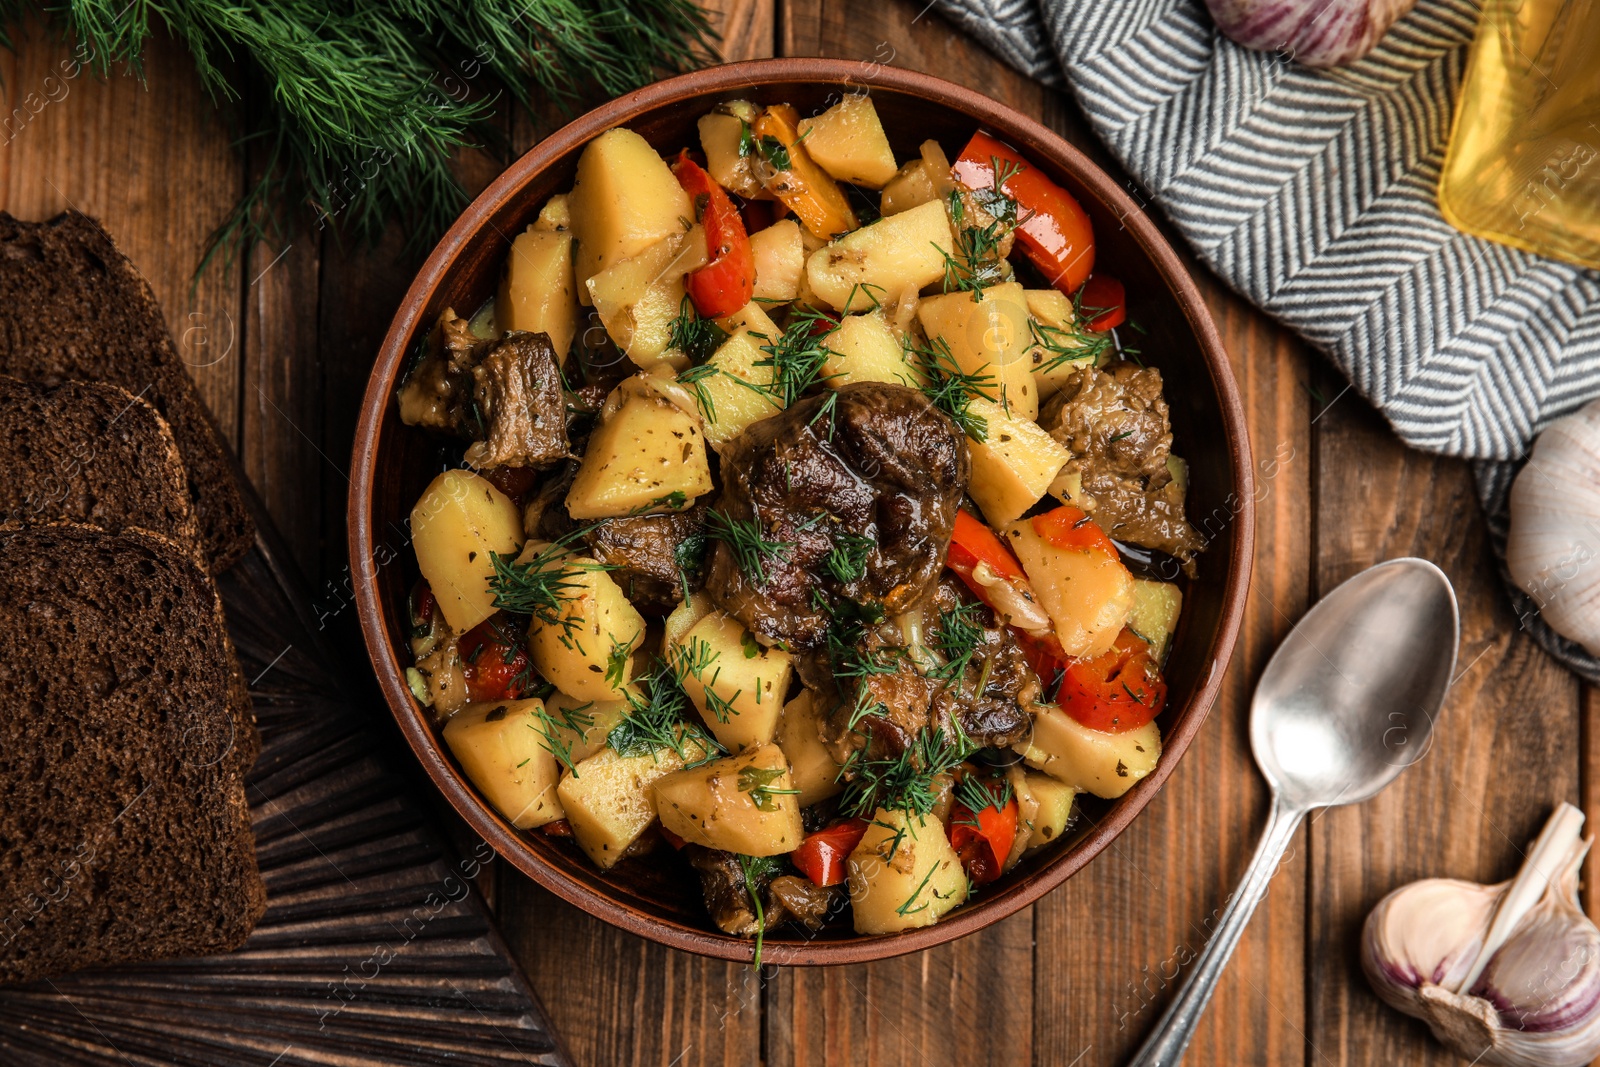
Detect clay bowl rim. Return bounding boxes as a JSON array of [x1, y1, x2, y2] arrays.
[[350, 57, 1255, 966]]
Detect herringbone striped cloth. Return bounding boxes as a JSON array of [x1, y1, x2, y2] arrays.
[[932, 0, 1600, 679]]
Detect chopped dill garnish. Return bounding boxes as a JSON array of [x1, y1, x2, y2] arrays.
[[739, 306, 840, 409], [608, 655, 723, 765], [929, 601, 987, 682], [669, 295, 727, 363], [604, 636, 632, 688], [907, 334, 996, 442], [896, 862, 940, 917], [954, 772, 1013, 821], [677, 361, 723, 425], [839, 725, 975, 818], [488, 533, 615, 643], [673, 635, 741, 723], [937, 188, 1015, 297], [737, 765, 800, 811], [1030, 315, 1114, 373], [825, 530, 875, 585], [737, 853, 783, 969], [704, 509, 794, 587], [530, 700, 596, 776], [674, 525, 710, 602]]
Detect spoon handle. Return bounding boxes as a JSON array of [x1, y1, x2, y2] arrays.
[[1126, 795, 1306, 1067]]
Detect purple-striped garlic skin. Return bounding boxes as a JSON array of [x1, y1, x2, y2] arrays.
[[1203, 0, 1418, 67]]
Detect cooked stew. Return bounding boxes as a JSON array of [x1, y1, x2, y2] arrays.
[[396, 92, 1203, 950]]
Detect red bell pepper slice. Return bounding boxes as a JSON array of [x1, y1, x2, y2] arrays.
[[952, 130, 1096, 295], [948, 508, 1027, 582], [948, 786, 1019, 885], [1077, 274, 1126, 331], [1059, 629, 1167, 733], [673, 150, 756, 318], [1031, 505, 1117, 557], [659, 824, 688, 850], [459, 617, 532, 703], [790, 818, 869, 887]]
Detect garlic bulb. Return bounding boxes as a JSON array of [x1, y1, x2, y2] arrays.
[[1361, 803, 1600, 1066], [1508, 400, 1600, 657], [1203, 0, 1417, 67]]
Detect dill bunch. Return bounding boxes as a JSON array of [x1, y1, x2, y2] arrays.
[[4, 0, 716, 269]]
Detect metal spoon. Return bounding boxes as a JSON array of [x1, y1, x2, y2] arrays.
[[1127, 557, 1460, 1066]]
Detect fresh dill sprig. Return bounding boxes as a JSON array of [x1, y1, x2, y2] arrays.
[[488, 534, 615, 642], [839, 726, 975, 818], [929, 601, 986, 682], [37, 1, 718, 275], [674, 524, 710, 603], [669, 295, 728, 363], [704, 509, 794, 587], [737, 853, 783, 969], [677, 362, 723, 425], [740, 308, 840, 408], [1030, 316, 1114, 373], [954, 771, 1012, 821], [907, 334, 996, 442], [825, 530, 875, 585], [937, 188, 1015, 297], [608, 654, 723, 765], [896, 862, 940, 918], [673, 635, 742, 723], [737, 765, 800, 812], [604, 636, 632, 689], [530, 700, 595, 776]]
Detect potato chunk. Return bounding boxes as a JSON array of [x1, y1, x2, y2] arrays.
[[847, 808, 968, 934], [533, 193, 569, 232], [917, 282, 1038, 421], [653, 743, 804, 856], [586, 228, 705, 370], [880, 157, 937, 216], [775, 690, 842, 807], [1020, 708, 1161, 799], [965, 396, 1070, 527], [565, 378, 712, 519], [1130, 580, 1183, 662], [797, 94, 898, 189], [1023, 773, 1076, 850], [670, 610, 793, 751], [822, 311, 925, 389], [805, 199, 955, 312], [411, 469, 524, 633], [1003, 519, 1134, 658], [443, 699, 564, 829], [567, 128, 692, 296], [498, 228, 578, 358], [698, 104, 766, 200], [558, 729, 711, 868], [521, 543, 646, 701], [750, 219, 805, 304]]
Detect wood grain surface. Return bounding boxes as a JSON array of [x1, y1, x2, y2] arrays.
[[0, 2, 1585, 1064]]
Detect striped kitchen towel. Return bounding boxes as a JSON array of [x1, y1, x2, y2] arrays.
[[933, 0, 1600, 679]]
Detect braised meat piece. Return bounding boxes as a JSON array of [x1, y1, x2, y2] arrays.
[[686, 847, 839, 937], [706, 382, 969, 650], [821, 580, 1036, 767], [580, 501, 709, 610], [396, 308, 482, 434], [1042, 360, 1202, 572], [464, 331, 570, 469], [397, 310, 571, 470]]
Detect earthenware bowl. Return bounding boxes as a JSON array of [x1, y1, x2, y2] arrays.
[[350, 58, 1254, 965]]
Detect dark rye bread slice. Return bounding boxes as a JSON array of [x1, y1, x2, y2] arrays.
[[0, 211, 254, 572], [0, 376, 202, 559], [0, 525, 265, 987]]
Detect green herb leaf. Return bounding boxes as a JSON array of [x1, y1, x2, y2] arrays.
[[737, 764, 800, 812], [704, 509, 795, 588]]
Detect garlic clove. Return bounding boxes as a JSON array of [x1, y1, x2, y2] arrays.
[[1507, 400, 1600, 657], [1363, 877, 1502, 1007], [1202, 0, 1417, 68], [1361, 803, 1600, 1067]]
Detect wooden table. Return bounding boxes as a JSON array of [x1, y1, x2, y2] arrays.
[[5, 3, 1583, 1064]]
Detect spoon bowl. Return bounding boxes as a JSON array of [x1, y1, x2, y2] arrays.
[[1130, 557, 1460, 1066], [1251, 558, 1460, 810]]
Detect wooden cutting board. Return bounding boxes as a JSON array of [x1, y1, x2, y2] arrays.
[[0, 486, 572, 1067]]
